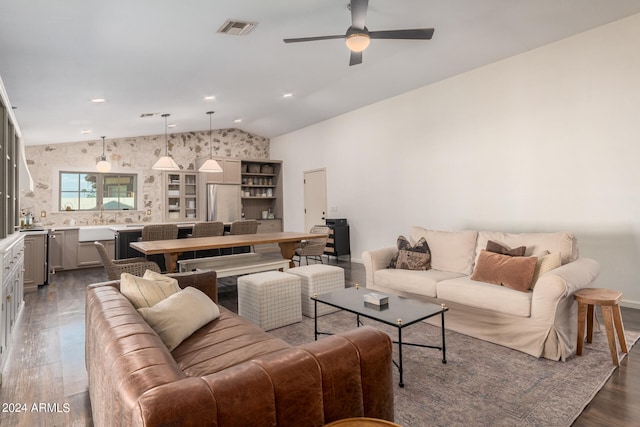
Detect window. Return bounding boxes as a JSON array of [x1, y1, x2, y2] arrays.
[[59, 172, 137, 211]]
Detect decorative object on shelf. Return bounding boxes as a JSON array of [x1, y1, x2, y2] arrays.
[[152, 113, 180, 171], [96, 136, 112, 172], [199, 111, 223, 173]]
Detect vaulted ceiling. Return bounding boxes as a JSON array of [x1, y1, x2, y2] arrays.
[[2, 0, 640, 146]]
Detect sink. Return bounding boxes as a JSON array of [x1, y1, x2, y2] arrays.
[[78, 226, 116, 242]]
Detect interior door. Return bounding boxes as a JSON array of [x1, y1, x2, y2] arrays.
[[304, 169, 327, 232]]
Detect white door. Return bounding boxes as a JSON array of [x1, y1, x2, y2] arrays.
[[304, 169, 327, 232]]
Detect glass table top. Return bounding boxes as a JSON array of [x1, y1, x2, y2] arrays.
[[312, 286, 446, 327]]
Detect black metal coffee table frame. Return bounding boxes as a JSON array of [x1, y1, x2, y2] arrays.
[[312, 287, 447, 388]]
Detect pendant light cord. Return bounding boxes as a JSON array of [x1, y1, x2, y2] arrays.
[[162, 113, 170, 156], [207, 111, 214, 159]]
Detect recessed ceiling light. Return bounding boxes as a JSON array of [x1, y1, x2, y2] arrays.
[[203, 95, 216, 101], [233, 118, 242, 123], [282, 93, 293, 98], [90, 98, 106, 103], [80, 129, 92, 134], [168, 124, 176, 128]]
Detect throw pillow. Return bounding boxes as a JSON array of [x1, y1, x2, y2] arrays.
[[486, 240, 526, 257], [471, 250, 537, 292], [143, 269, 179, 288], [120, 272, 181, 309], [531, 251, 562, 287], [138, 287, 221, 351], [388, 236, 431, 270]]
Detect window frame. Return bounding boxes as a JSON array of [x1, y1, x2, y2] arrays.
[[58, 171, 139, 212]]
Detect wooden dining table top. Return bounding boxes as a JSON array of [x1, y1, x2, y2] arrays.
[[129, 231, 326, 255]]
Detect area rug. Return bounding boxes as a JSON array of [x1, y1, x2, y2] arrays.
[[269, 311, 639, 427]]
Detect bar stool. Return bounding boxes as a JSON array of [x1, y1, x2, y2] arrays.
[[574, 288, 628, 365]]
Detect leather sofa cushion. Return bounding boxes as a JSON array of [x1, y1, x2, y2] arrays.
[[172, 306, 291, 377]]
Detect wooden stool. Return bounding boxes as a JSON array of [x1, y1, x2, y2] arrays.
[[574, 288, 628, 365]]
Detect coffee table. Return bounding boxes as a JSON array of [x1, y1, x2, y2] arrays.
[[312, 286, 448, 387]]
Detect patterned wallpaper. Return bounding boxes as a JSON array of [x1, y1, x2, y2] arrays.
[[21, 128, 269, 227]]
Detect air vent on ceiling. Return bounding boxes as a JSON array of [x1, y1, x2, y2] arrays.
[[217, 20, 257, 36]]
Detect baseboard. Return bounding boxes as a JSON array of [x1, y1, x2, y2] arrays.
[[621, 299, 640, 310]]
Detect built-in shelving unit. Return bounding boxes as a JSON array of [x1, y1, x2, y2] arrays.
[[240, 160, 283, 221], [164, 172, 199, 222]]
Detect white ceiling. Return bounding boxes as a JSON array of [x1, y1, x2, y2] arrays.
[[2, 0, 640, 146]]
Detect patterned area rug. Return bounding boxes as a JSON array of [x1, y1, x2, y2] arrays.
[[269, 311, 639, 427]]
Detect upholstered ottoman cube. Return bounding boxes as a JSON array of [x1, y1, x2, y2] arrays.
[[287, 264, 345, 317], [237, 271, 302, 330]]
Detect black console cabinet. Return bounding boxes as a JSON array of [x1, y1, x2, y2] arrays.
[[324, 218, 350, 263]]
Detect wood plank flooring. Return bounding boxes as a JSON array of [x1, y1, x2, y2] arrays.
[[0, 262, 637, 426]]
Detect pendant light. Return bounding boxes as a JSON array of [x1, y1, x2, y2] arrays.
[[96, 136, 112, 173], [152, 113, 180, 170], [198, 111, 223, 173]]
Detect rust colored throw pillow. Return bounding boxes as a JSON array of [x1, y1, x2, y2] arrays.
[[471, 250, 537, 292], [388, 235, 431, 270], [486, 240, 526, 257]]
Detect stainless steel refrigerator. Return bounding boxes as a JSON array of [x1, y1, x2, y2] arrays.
[[207, 184, 242, 222]]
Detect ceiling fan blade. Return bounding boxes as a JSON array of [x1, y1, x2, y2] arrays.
[[350, 0, 369, 30], [369, 28, 435, 40], [283, 35, 345, 43], [349, 51, 363, 66]]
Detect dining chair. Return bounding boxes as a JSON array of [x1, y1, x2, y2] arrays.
[[294, 225, 330, 266], [189, 221, 225, 257], [141, 224, 179, 241], [95, 241, 161, 280], [229, 220, 258, 253]]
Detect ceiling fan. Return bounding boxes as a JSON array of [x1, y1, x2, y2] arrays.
[[283, 0, 434, 66]]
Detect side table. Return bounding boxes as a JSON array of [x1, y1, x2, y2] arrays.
[[574, 288, 628, 365]]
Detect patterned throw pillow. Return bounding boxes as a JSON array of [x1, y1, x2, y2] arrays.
[[388, 236, 431, 271]]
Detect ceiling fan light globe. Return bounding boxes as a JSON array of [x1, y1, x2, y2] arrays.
[[346, 33, 370, 52]]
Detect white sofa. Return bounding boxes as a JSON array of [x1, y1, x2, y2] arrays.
[[362, 227, 600, 361]]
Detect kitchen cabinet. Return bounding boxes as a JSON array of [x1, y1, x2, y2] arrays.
[[241, 160, 283, 221], [23, 232, 47, 291], [48, 229, 79, 271], [197, 158, 242, 184], [164, 172, 199, 222], [0, 234, 24, 383], [77, 240, 114, 268]]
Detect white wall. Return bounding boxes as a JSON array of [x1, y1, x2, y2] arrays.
[[271, 14, 640, 308]]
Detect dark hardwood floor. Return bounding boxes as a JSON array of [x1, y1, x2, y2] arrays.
[[0, 261, 637, 426]]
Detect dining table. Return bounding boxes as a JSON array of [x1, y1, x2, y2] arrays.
[[129, 231, 327, 273]]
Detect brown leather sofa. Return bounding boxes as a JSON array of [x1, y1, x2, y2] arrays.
[[85, 270, 394, 427]]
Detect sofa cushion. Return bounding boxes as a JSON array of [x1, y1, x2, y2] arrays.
[[486, 240, 526, 256], [410, 227, 478, 275], [437, 276, 532, 317], [121, 272, 181, 309], [138, 287, 221, 351], [374, 268, 464, 298], [172, 307, 291, 377], [471, 250, 537, 292], [476, 231, 578, 265]]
